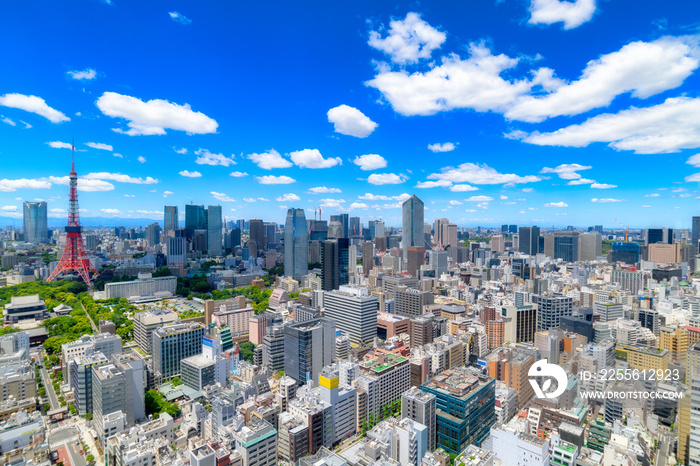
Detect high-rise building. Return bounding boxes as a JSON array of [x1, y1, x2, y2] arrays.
[[491, 235, 504, 253], [207, 205, 222, 256], [249, 219, 265, 256], [611, 241, 639, 264], [646, 228, 673, 245], [429, 249, 447, 278], [421, 367, 496, 455], [185, 204, 206, 234], [262, 324, 285, 372], [225, 227, 241, 250], [284, 318, 336, 386], [402, 387, 437, 451], [443, 223, 458, 248], [693, 216, 700, 249], [323, 287, 378, 345], [434, 218, 449, 246], [534, 294, 573, 331], [554, 231, 579, 262], [402, 195, 424, 259], [23, 201, 48, 244], [406, 246, 424, 278], [152, 322, 206, 379], [164, 206, 178, 237], [579, 232, 602, 261], [234, 419, 278, 466], [349, 216, 361, 237], [518, 226, 540, 255], [166, 234, 187, 265], [284, 208, 309, 281], [321, 240, 338, 291], [145, 222, 161, 247], [362, 241, 374, 276], [687, 342, 700, 466]]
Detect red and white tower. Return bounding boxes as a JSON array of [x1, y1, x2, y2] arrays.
[[47, 144, 99, 285]]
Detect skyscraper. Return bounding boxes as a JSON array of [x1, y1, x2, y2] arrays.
[[164, 206, 178, 237], [145, 222, 161, 247], [553, 230, 579, 262], [249, 219, 265, 256], [185, 204, 206, 234], [579, 232, 602, 261], [284, 208, 309, 281], [692, 217, 700, 248], [434, 218, 449, 246], [646, 228, 673, 245], [23, 201, 48, 244], [362, 241, 374, 276], [518, 226, 540, 255], [323, 287, 378, 344], [321, 240, 338, 291], [349, 216, 361, 237], [338, 237, 350, 286], [284, 317, 335, 385], [402, 195, 424, 259], [207, 205, 222, 256]]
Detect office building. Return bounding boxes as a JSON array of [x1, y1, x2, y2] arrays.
[[402, 195, 424, 259], [133, 308, 179, 354], [164, 205, 178, 237], [226, 227, 242, 250], [429, 249, 448, 278], [318, 367, 357, 444], [434, 218, 449, 246], [284, 318, 335, 385], [284, 208, 309, 281], [167, 235, 187, 265], [687, 342, 700, 466], [501, 304, 538, 343], [611, 242, 639, 264], [111, 351, 146, 425], [579, 232, 602, 261], [0, 362, 36, 403], [321, 240, 338, 291], [533, 294, 573, 331], [421, 367, 496, 455], [71, 352, 109, 416], [611, 269, 644, 294], [362, 241, 374, 276], [518, 226, 540, 255], [357, 353, 411, 420], [23, 201, 48, 244], [395, 287, 434, 318], [93, 364, 130, 441], [693, 216, 700, 248], [488, 423, 550, 466], [249, 219, 265, 256], [152, 322, 206, 379], [263, 324, 286, 372], [207, 205, 222, 256], [104, 273, 177, 300], [402, 387, 436, 451], [185, 204, 206, 235], [145, 222, 161, 247], [486, 347, 537, 408], [234, 419, 278, 466], [616, 342, 669, 371], [594, 302, 623, 322], [646, 228, 673, 245], [406, 246, 424, 277], [323, 287, 378, 345], [554, 231, 579, 262], [491, 235, 504, 253]]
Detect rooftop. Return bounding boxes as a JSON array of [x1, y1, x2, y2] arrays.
[[422, 367, 493, 399], [360, 353, 408, 374]]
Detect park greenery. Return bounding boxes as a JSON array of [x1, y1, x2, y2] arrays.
[[145, 389, 181, 418], [238, 341, 255, 363]]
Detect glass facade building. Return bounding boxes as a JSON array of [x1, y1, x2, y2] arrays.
[[284, 208, 308, 281]]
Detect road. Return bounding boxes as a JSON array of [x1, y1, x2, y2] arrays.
[[39, 356, 60, 410], [81, 302, 98, 332], [657, 425, 676, 466], [68, 440, 88, 466]]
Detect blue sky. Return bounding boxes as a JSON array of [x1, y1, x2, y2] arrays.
[[0, 0, 699, 229]]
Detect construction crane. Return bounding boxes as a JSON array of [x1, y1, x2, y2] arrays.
[[614, 218, 629, 242]]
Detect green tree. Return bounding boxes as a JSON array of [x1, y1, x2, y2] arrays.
[[86, 454, 95, 462]]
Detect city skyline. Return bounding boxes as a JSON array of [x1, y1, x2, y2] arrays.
[[1, 1, 699, 229]]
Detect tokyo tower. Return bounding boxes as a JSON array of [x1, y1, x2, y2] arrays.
[[47, 144, 99, 285]]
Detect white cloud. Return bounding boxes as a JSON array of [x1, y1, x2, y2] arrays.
[[507, 37, 699, 122], [367, 173, 406, 185], [85, 142, 113, 151], [211, 191, 235, 202], [367, 43, 530, 117], [1, 205, 17, 211], [449, 200, 462, 205], [137, 156, 146, 163], [168, 11, 192, 25], [528, 0, 596, 29], [308, 186, 342, 194], [2, 117, 16, 126], [522, 188, 534, 192], [353, 154, 387, 171], [179, 170, 202, 178], [195, 148, 235, 167], [44, 176, 115, 192], [229, 171, 248, 178], [320, 198, 346, 208], [427, 142, 457, 153], [358, 193, 410, 201], [541, 163, 592, 179], [427, 162, 541, 185], [567, 178, 595, 185], [517, 97, 700, 154], [96, 91, 217, 136], [685, 173, 700, 182], [113, 153, 123, 158], [174, 147, 188, 154], [416, 180, 453, 189], [124, 194, 135, 198], [0, 93, 69, 123], [258, 197, 269, 201], [290, 149, 341, 169], [687, 153, 700, 167], [100, 208, 121, 214], [642, 205, 652, 208], [67, 68, 97, 80], [591, 198, 626, 203], [327, 105, 377, 138], [247, 149, 292, 169], [368, 12, 446, 64], [243, 198, 256, 203], [256, 175, 296, 185], [465, 195, 494, 202], [591, 183, 617, 189], [20, 120, 31, 129], [544, 201, 568, 207], [449, 184, 479, 192], [499, 195, 508, 200], [644, 193, 660, 197], [501, 201, 517, 205], [276, 193, 301, 202], [163, 191, 173, 196], [47, 141, 73, 149], [349, 202, 368, 210], [82, 172, 158, 184], [465, 209, 477, 212]]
